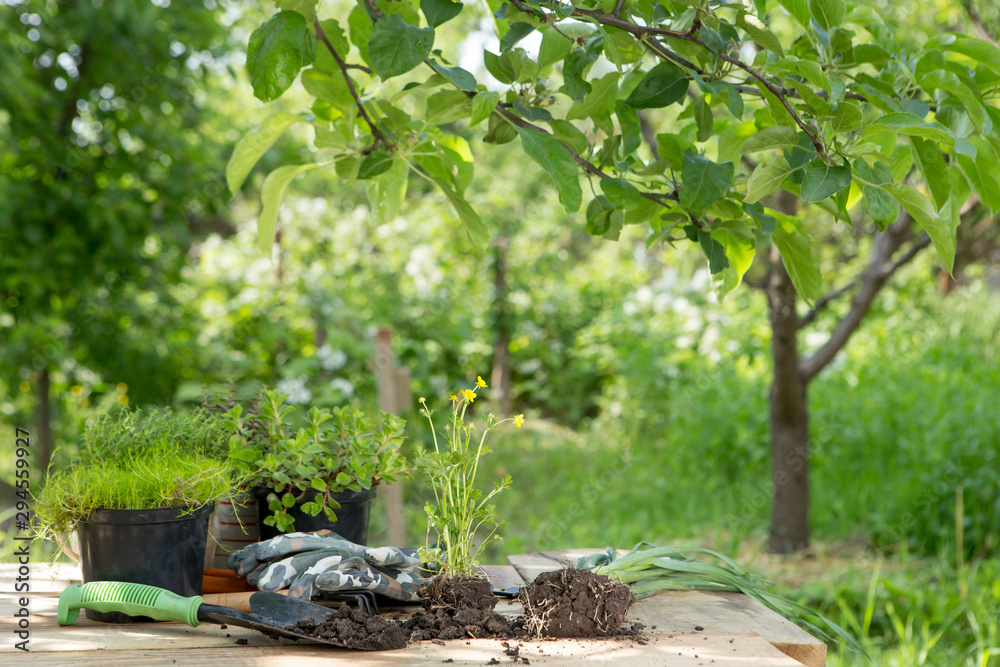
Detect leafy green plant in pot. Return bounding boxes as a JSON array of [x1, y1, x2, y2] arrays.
[[33, 407, 238, 622], [224, 389, 410, 543]]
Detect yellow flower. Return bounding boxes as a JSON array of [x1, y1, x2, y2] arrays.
[[116, 382, 128, 393], [476, 376, 488, 388], [461, 389, 477, 403], [118, 394, 130, 406], [419, 396, 426, 403], [449, 394, 459, 403], [514, 414, 524, 428]]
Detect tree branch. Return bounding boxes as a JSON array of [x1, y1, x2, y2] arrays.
[[965, 2, 998, 45], [361, 0, 384, 19], [799, 212, 925, 382], [637, 110, 660, 160], [798, 279, 858, 328], [314, 19, 390, 152], [571, 10, 824, 152], [492, 105, 681, 207]]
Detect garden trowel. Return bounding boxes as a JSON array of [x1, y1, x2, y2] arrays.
[[57, 581, 355, 649]]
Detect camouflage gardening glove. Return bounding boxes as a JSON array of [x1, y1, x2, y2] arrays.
[[228, 531, 427, 602]]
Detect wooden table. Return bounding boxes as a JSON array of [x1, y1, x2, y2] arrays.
[[0, 551, 825, 666]]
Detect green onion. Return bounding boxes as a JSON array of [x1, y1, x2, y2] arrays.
[[578, 542, 870, 662]]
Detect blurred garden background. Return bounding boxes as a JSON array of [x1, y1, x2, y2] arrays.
[[2, 0, 1000, 664]]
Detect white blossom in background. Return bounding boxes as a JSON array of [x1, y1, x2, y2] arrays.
[[316, 344, 347, 371], [276, 377, 311, 404], [405, 244, 444, 298], [329, 378, 354, 397]]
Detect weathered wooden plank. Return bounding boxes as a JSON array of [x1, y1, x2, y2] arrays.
[[4, 633, 805, 666], [509, 550, 826, 667]]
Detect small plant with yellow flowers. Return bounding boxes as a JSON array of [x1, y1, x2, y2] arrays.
[[416, 376, 524, 577]]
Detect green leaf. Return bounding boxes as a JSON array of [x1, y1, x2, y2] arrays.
[[357, 150, 394, 179], [919, 70, 988, 133], [737, 12, 784, 56], [562, 37, 603, 103], [657, 133, 692, 171], [808, 0, 845, 31], [471, 90, 500, 127], [712, 220, 756, 295], [719, 83, 744, 120], [830, 101, 862, 133], [777, 0, 811, 29], [603, 27, 643, 67], [927, 34, 1000, 76], [796, 60, 829, 92], [428, 59, 477, 91], [586, 195, 615, 235], [425, 89, 471, 124], [600, 178, 644, 209], [716, 121, 757, 165], [369, 15, 435, 80], [315, 20, 350, 67], [694, 97, 713, 142], [863, 113, 955, 147], [567, 73, 619, 121], [539, 28, 572, 70], [956, 138, 1000, 212], [624, 62, 690, 109], [772, 215, 822, 303], [548, 119, 589, 154], [854, 160, 899, 230], [615, 100, 641, 156], [799, 161, 852, 202], [301, 68, 351, 110], [500, 22, 535, 53], [311, 477, 328, 492], [226, 112, 303, 195], [348, 6, 373, 65], [367, 158, 408, 226], [430, 177, 490, 252], [277, 0, 318, 20], [282, 492, 296, 508], [258, 164, 316, 255], [516, 125, 582, 213], [909, 137, 950, 209], [698, 228, 730, 274], [745, 155, 794, 204], [247, 11, 316, 102], [882, 184, 955, 273], [741, 126, 801, 154], [420, 0, 463, 28], [680, 149, 734, 211], [336, 471, 352, 486]]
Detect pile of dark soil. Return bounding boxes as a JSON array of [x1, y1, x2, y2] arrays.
[[402, 575, 527, 641], [517, 568, 640, 638], [276, 569, 641, 650], [285, 603, 407, 650]]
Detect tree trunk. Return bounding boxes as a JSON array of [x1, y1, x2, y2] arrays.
[[766, 191, 810, 554], [38, 368, 54, 475], [490, 234, 512, 414]]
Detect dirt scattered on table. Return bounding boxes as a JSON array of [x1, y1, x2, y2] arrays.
[[286, 603, 407, 650], [518, 568, 640, 638]]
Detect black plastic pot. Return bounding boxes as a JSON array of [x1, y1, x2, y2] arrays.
[[77, 504, 212, 623], [255, 486, 377, 544]]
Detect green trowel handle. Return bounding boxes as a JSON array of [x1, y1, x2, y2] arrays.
[[58, 582, 204, 627]]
